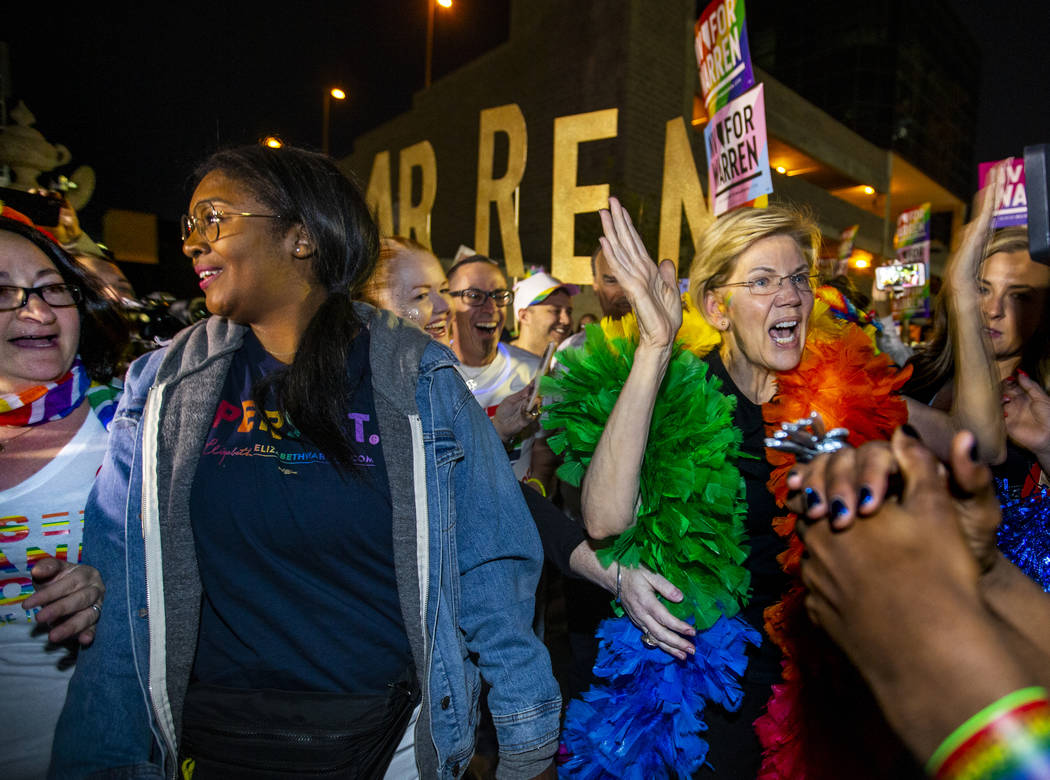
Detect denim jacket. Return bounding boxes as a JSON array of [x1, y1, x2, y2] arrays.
[[50, 305, 560, 780]]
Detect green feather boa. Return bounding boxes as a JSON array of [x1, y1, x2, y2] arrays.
[[542, 324, 751, 630]]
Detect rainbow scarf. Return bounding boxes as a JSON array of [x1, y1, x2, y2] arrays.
[[0, 357, 92, 427], [0, 357, 120, 431]]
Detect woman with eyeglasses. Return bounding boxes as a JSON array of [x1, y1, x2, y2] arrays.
[[0, 212, 128, 779], [51, 145, 560, 779], [556, 176, 1007, 777]]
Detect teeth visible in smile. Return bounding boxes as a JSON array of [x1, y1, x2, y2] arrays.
[[199, 269, 221, 280], [476, 322, 497, 332], [770, 320, 799, 345]]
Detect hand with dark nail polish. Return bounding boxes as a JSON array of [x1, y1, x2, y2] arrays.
[[858, 486, 873, 507], [805, 487, 821, 511]]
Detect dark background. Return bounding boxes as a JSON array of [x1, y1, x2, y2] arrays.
[[4, 0, 1047, 287]]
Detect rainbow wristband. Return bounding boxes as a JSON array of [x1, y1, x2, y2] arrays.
[[927, 687, 1050, 779]]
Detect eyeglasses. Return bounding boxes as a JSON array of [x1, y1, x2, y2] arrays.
[[448, 288, 514, 307], [0, 283, 82, 311], [180, 202, 282, 242], [713, 272, 817, 297]]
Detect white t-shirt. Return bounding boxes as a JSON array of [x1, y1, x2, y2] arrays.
[[0, 409, 109, 779], [456, 342, 540, 479]]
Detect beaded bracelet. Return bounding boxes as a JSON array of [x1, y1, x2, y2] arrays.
[[615, 561, 622, 605], [927, 686, 1050, 779]]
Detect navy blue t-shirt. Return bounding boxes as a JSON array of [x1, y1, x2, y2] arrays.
[[189, 329, 412, 694]]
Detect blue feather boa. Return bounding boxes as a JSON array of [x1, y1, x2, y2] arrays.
[[559, 615, 760, 779]]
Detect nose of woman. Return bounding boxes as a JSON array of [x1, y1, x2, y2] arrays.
[[18, 290, 59, 324], [772, 277, 804, 306], [431, 288, 450, 314], [982, 291, 1005, 321]]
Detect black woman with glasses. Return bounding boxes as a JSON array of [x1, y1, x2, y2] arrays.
[[51, 146, 562, 779], [0, 212, 128, 779], [556, 186, 1009, 777]]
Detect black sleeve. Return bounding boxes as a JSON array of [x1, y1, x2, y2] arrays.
[[519, 483, 586, 577]]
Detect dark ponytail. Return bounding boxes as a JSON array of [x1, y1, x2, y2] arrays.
[[193, 145, 378, 469]]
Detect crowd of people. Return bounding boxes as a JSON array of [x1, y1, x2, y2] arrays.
[[1, 144, 1048, 780]]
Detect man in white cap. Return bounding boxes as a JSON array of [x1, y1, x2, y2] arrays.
[[510, 272, 579, 357]]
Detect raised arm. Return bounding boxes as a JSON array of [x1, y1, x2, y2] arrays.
[[906, 161, 1008, 463], [582, 198, 682, 539]]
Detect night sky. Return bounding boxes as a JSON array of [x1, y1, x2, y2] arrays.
[[4, 1, 1048, 245]]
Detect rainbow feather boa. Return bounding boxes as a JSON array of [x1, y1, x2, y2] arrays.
[[543, 308, 756, 777], [545, 297, 917, 778]]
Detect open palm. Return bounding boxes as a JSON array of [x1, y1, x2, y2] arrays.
[[599, 197, 681, 350]]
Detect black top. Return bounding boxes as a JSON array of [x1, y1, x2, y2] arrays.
[[189, 329, 411, 694], [697, 351, 788, 777]]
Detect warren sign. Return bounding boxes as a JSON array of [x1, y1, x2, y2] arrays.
[[359, 104, 714, 283]]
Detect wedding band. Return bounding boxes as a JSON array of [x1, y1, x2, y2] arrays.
[[90, 604, 102, 616], [641, 631, 658, 649]]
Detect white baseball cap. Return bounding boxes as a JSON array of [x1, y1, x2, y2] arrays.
[[512, 272, 579, 319]]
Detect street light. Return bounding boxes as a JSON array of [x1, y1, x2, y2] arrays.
[[262, 136, 283, 149], [322, 87, 347, 155], [425, 0, 452, 89]]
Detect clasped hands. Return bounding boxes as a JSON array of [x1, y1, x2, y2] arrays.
[[786, 427, 1003, 641]]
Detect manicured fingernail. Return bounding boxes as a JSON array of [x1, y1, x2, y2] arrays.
[[830, 499, 848, 520], [1019, 369, 1029, 378], [900, 424, 921, 440], [804, 487, 821, 510], [858, 486, 873, 506], [969, 442, 979, 462]]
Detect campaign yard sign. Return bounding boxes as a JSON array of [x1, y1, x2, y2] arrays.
[[979, 158, 1027, 228], [695, 0, 755, 113], [704, 84, 773, 216]]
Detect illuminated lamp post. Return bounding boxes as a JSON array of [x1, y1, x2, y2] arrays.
[[322, 87, 347, 155], [425, 0, 453, 89]]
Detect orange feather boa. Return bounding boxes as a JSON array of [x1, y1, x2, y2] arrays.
[[753, 303, 916, 779]]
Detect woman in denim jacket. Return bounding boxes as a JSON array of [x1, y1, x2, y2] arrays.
[[50, 145, 560, 780]]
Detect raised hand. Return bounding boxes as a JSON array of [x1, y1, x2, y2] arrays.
[[945, 160, 1006, 292], [598, 197, 681, 351]]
